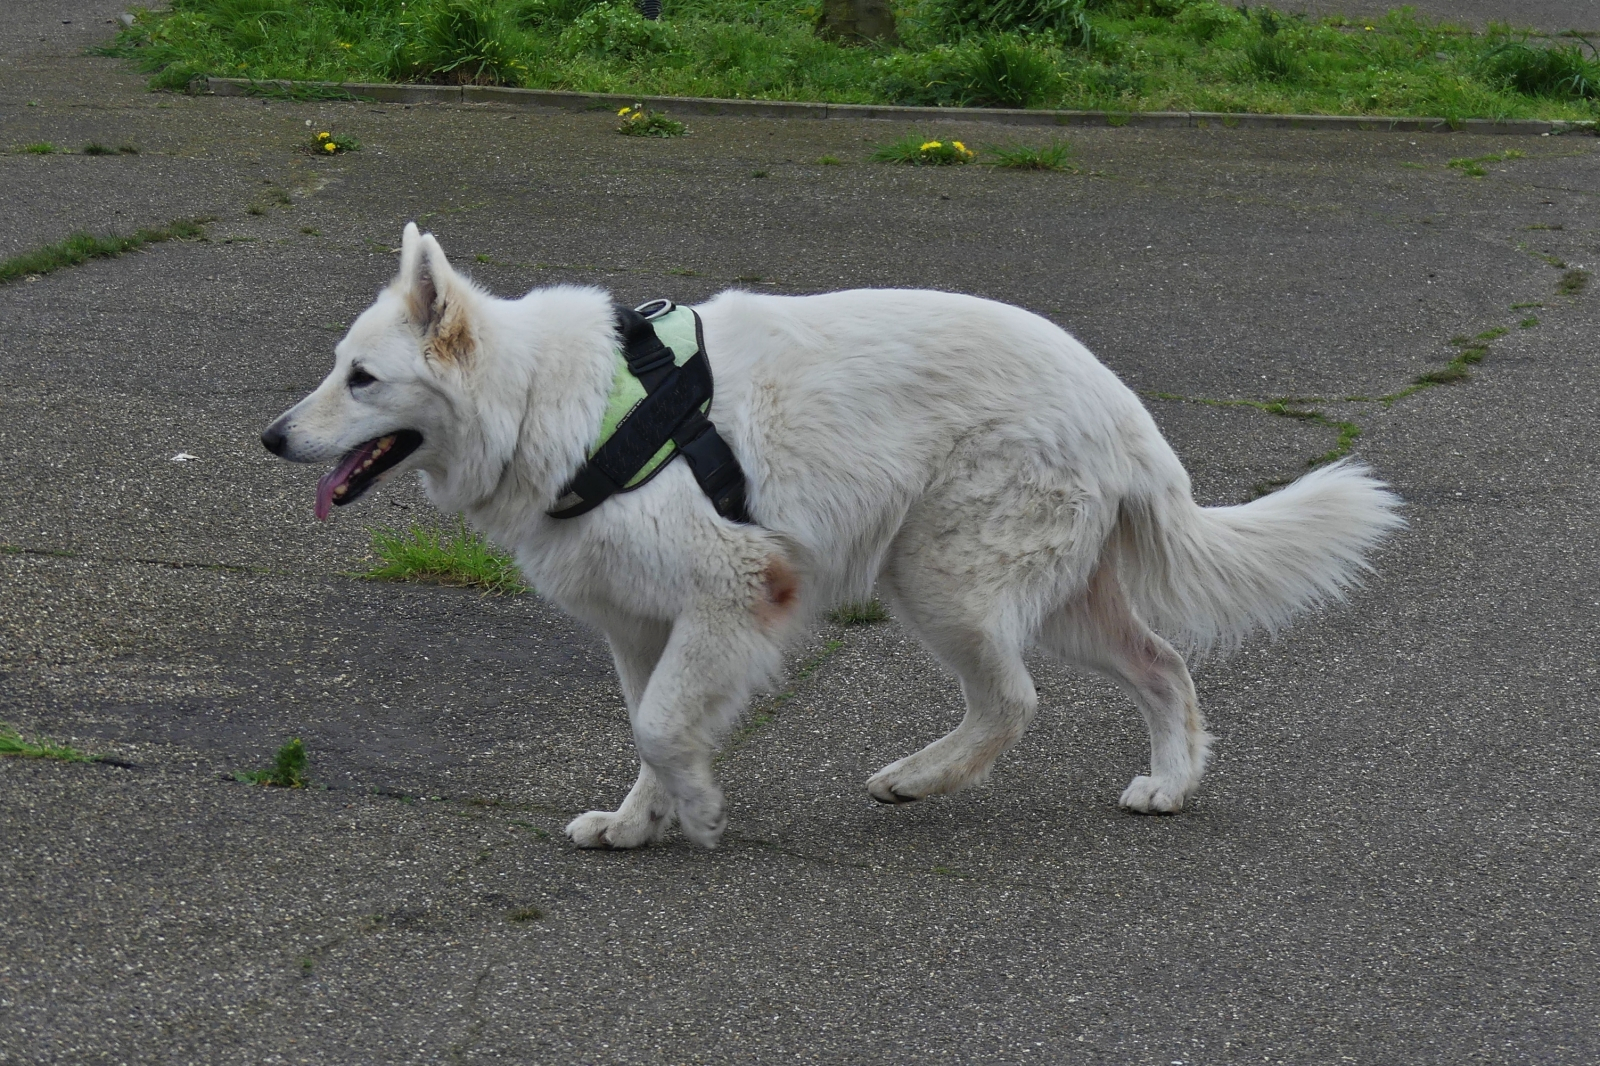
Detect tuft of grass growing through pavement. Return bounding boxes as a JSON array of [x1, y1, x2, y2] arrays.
[[0, 218, 209, 286], [872, 134, 975, 166], [507, 906, 544, 922], [307, 129, 361, 155], [616, 104, 685, 138], [0, 724, 97, 763], [828, 600, 889, 625], [1557, 268, 1590, 295], [363, 519, 528, 594], [986, 140, 1075, 171], [22, 142, 56, 154], [82, 142, 115, 156], [1446, 149, 1525, 177], [235, 738, 310, 788]]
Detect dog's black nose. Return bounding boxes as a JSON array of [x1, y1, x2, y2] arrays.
[[260, 422, 288, 456]]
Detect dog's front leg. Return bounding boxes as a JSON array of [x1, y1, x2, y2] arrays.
[[567, 620, 677, 849], [626, 604, 784, 848]]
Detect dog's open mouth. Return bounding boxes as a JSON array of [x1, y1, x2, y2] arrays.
[[315, 430, 423, 521]]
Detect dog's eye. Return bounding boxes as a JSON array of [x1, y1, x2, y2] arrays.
[[348, 368, 377, 389]]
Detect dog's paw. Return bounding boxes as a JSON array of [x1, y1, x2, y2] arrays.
[[1118, 775, 1187, 814], [565, 808, 666, 849], [675, 794, 727, 849], [866, 758, 935, 804]]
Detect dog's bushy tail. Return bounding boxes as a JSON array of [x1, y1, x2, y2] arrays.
[[1114, 459, 1405, 657]]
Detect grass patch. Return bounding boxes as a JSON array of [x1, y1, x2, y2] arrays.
[[507, 906, 544, 921], [1415, 364, 1472, 385], [1520, 315, 1539, 327], [1557, 268, 1590, 295], [1447, 149, 1525, 177], [363, 519, 528, 594], [872, 133, 975, 165], [82, 142, 116, 155], [235, 737, 310, 787], [0, 218, 209, 286], [616, 103, 685, 137], [828, 599, 888, 624], [816, 154, 842, 165], [306, 129, 361, 154], [986, 139, 1075, 170], [23, 142, 56, 154], [0, 724, 97, 763], [95, 2, 1600, 120]]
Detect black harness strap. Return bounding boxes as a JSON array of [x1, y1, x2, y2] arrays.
[[549, 307, 753, 524]]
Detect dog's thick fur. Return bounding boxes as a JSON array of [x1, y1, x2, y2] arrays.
[[264, 224, 1403, 848]]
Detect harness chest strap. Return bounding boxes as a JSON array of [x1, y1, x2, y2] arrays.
[[548, 302, 752, 524]]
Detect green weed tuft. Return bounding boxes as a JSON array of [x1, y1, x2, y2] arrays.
[[307, 129, 361, 154], [1447, 149, 1525, 177], [236, 738, 310, 788], [507, 906, 544, 921], [0, 724, 97, 763], [828, 600, 888, 625], [1557, 268, 1590, 295], [1519, 315, 1539, 328], [616, 103, 686, 137], [387, 0, 536, 85], [82, 142, 115, 155], [1481, 39, 1600, 100], [816, 155, 843, 165], [955, 37, 1062, 107], [872, 132, 976, 165], [986, 139, 1074, 169], [23, 142, 56, 154], [1415, 364, 1471, 385], [364, 519, 528, 593], [0, 219, 208, 286]]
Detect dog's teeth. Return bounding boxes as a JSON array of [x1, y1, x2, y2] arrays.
[[333, 484, 347, 497]]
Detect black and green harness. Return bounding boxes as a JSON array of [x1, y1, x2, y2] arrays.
[[548, 300, 752, 523]]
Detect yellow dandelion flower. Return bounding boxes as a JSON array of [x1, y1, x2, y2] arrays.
[[952, 141, 967, 152], [317, 131, 331, 140], [920, 141, 941, 151], [324, 141, 338, 152], [618, 105, 632, 115]]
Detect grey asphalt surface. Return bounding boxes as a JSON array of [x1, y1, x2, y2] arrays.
[[3, 2, 1598, 1063]]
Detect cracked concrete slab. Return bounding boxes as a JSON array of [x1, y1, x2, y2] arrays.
[[2, 4, 1598, 1065]]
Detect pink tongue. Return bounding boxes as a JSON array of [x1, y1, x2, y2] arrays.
[[314, 443, 375, 521]]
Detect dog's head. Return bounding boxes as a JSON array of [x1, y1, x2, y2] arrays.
[[261, 223, 482, 519]]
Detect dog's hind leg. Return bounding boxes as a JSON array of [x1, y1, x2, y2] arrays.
[[868, 540, 1041, 802], [863, 622, 1039, 804], [567, 619, 678, 849], [1040, 558, 1211, 813]]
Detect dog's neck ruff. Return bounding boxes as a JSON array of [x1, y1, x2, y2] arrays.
[[548, 300, 752, 523]]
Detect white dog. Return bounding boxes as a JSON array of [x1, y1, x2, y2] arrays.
[[262, 223, 1403, 849]]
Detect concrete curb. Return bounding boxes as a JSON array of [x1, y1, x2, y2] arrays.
[[205, 78, 1598, 136]]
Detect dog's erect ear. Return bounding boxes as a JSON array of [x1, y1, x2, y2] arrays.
[[396, 222, 473, 365]]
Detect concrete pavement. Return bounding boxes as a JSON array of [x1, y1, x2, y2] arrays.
[[2, 2, 1598, 1063]]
